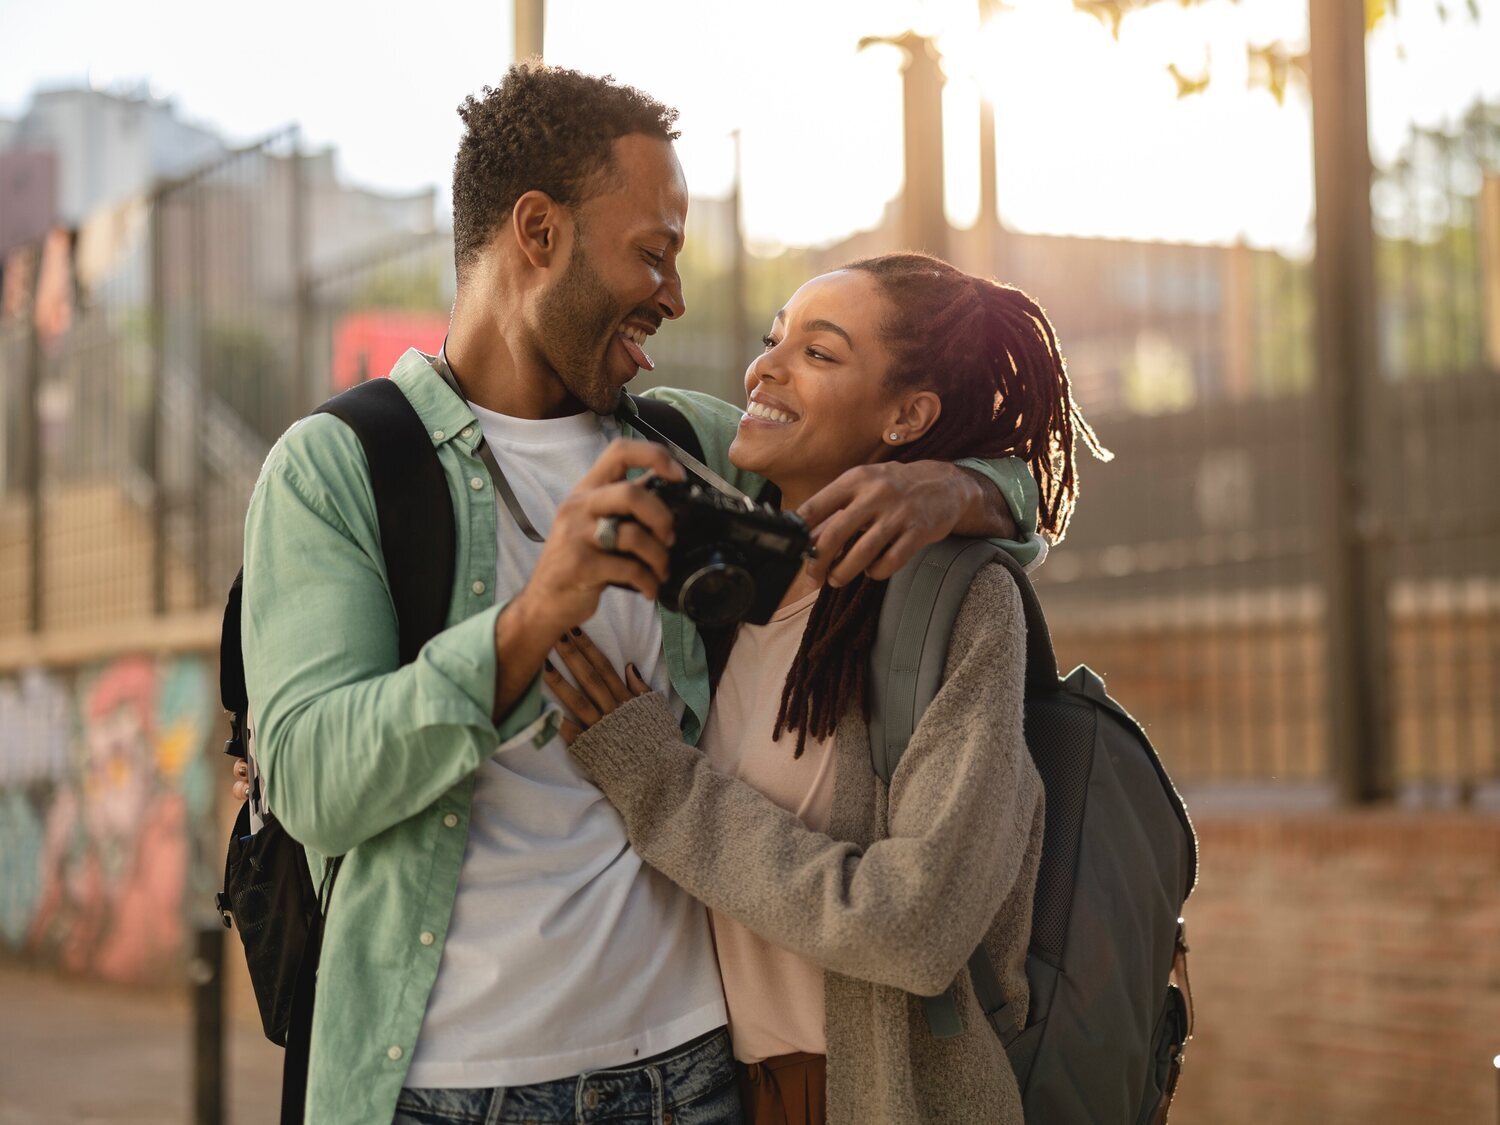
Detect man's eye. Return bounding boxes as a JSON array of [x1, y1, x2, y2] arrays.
[[644, 250, 667, 266], [761, 334, 779, 350]]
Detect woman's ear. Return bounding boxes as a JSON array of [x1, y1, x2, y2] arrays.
[[511, 190, 569, 269], [892, 390, 942, 444]]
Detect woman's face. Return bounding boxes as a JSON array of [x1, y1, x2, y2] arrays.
[[728, 270, 934, 503]]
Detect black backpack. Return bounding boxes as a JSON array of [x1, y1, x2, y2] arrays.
[[215, 381, 705, 1123], [868, 538, 1198, 1124]]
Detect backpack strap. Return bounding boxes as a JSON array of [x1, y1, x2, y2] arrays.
[[867, 536, 1060, 1040], [316, 378, 457, 664], [217, 377, 455, 1123]]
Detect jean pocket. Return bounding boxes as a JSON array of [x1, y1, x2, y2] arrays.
[[393, 1086, 490, 1125]]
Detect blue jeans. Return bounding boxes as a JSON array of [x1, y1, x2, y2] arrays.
[[392, 1027, 744, 1125]]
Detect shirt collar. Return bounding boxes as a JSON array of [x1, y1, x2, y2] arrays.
[[388, 348, 480, 448]]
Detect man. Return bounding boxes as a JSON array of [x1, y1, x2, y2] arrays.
[[242, 64, 1038, 1125]]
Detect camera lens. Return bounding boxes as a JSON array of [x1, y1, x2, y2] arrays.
[[678, 551, 756, 627]]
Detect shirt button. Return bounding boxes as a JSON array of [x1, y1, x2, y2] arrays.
[[442, 813, 459, 828], [387, 1045, 403, 1061], [470, 476, 484, 491], [471, 580, 486, 595], [432, 429, 445, 441], [460, 427, 474, 440], [419, 931, 435, 946]]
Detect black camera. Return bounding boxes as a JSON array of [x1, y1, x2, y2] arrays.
[[645, 478, 810, 627]]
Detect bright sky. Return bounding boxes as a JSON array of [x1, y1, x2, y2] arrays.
[[1, 0, 1496, 254]]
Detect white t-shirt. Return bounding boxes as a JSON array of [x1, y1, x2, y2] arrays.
[[404, 405, 726, 1089]]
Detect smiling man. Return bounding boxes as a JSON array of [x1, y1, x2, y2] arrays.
[[240, 64, 1038, 1125]]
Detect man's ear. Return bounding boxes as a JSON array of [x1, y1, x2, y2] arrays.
[[511, 190, 570, 269], [894, 390, 942, 442]]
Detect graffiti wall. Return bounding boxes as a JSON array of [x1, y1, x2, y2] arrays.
[[0, 655, 219, 984]]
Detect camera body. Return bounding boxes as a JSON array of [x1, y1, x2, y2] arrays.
[[646, 478, 810, 627]]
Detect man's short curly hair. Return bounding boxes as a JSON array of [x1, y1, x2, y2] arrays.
[[451, 64, 681, 278]]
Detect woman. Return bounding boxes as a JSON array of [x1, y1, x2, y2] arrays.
[[546, 251, 1101, 1125]]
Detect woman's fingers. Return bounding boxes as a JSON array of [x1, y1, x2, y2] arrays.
[[559, 718, 583, 745], [543, 658, 603, 726], [563, 629, 633, 705], [625, 663, 650, 697]]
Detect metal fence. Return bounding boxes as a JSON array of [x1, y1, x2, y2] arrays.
[[2, 102, 1496, 803]]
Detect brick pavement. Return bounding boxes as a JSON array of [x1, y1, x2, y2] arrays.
[[0, 963, 281, 1124]]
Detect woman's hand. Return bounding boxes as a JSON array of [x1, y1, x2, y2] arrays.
[[545, 629, 652, 744]]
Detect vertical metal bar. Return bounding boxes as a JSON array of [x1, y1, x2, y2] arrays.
[[729, 130, 749, 407], [23, 262, 43, 633], [190, 926, 225, 1125], [515, 0, 544, 61], [978, 94, 999, 274], [289, 132, 311, 416], [192, 181, 208, 609], [148, 193, 168, 616], [1308, 0, 1392, 803]]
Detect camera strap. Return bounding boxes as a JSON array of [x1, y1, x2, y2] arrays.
[[429, 344, 546, 543], [617, 394, 757, 511]]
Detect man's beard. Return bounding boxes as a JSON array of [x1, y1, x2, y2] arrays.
[[535, 235, 628, 415]]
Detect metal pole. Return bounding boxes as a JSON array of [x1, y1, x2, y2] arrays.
[[190, 926, 225, 1125], [191, 183, 208, 607], [1308, 0, 1391, 803], [515, 0, 544, 62], [977, 93, 999, 276], [148, 194, 167, 615], [289, 132, 311, 417], [729, 130, 749, 405], [901, 34, 948, 259], [23, 257, 42, 632]]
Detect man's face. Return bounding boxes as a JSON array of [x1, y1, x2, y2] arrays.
[[534, 134, 688, 415]]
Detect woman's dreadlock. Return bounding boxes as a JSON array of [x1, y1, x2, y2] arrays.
[[771, 253, 1107, 758]]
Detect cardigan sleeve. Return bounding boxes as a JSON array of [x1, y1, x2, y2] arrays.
[[567, 564, 1042, 997]]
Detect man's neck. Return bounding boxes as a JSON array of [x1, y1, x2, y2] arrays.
[[444, 300, 586, 420]]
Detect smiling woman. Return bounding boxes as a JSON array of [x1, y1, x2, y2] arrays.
[[558, 249, 1105, 1125]]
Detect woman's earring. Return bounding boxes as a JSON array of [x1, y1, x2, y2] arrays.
[[889, 432, 901, 442]]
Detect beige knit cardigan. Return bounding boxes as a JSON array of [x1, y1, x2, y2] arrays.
[[569, 563, 1044, 1124]]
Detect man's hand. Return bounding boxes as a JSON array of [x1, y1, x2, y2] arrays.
[[798, 463, 1018, 587], [492, 439, 685, 722]]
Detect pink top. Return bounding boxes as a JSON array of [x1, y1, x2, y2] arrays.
[[699, 587, 836, 1063]]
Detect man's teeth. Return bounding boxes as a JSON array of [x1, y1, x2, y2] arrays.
[[621, 326, 649, 346], [747, 402, 796, 424]]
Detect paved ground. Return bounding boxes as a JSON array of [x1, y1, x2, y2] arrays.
[[0, 963, 282, 1124]]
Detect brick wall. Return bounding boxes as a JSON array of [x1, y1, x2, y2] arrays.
[[1171, 813, 1500, 1124]]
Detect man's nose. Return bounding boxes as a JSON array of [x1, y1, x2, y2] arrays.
[[655, 268, 685, 321]]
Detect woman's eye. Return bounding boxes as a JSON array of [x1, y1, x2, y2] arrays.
[[761, 334, 779, 350], [807, 348, 832, 362]]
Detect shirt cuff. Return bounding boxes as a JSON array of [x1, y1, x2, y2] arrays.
[[420, 601, 547, 742]]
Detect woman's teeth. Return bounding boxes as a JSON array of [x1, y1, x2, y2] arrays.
[[746, 401, 796, 424]]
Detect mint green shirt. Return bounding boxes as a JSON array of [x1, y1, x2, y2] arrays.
[[241, 349, 1039, 1123]]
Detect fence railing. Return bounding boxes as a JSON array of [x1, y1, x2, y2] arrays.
[[1, 106, 1497, 803]]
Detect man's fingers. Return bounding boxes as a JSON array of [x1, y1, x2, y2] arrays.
[[585, 480, 676, 547], [825, 520, 903, 588], [590, 553, 661, 602], [233, 781, 250, 803], [795, 473, 859, 533], [863, 528, 929, 582], [805, 504, 877, 582], [564, 629, 633, 706], [581, 438, 686, 489], [612, 522, 671, 584]]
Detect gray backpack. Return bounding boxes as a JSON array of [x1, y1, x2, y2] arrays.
[[869, 538, 1198, 1124]]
